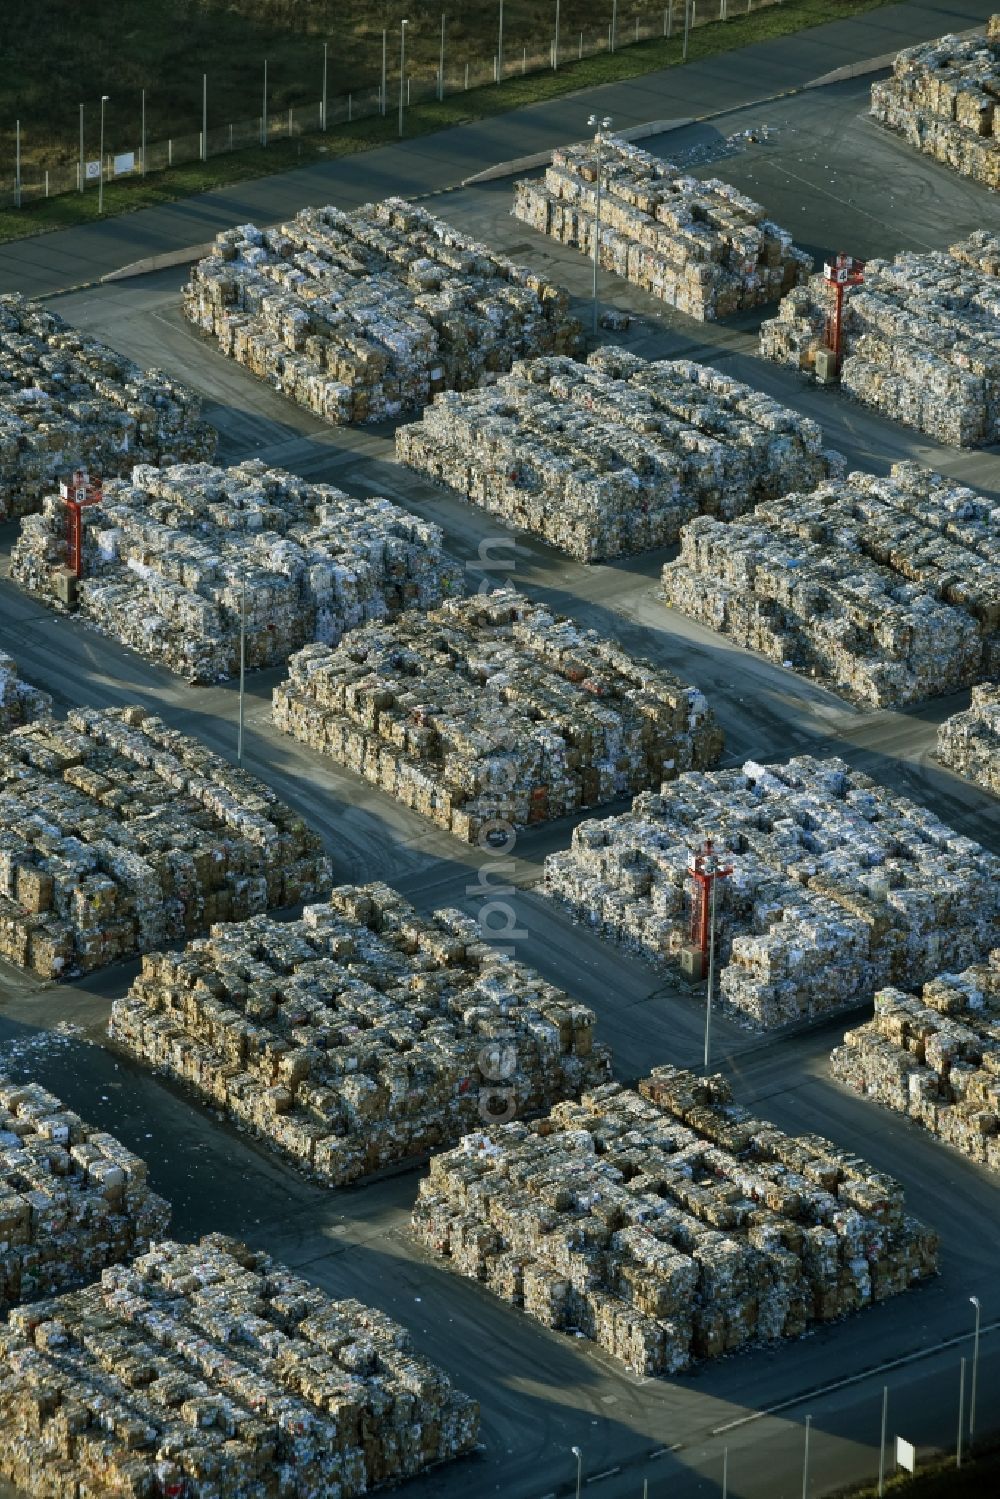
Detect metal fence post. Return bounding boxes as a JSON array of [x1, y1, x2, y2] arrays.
[[439, 13, 446, 101]]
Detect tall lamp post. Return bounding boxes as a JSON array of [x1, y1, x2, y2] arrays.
[[587, 114, 612, 335], [571, 1446, 582, 1499], [322, 41, 328, 130], [98, 95, 109, 213], [969, 1297, 981, 1444], [398, 19, 408, 138]]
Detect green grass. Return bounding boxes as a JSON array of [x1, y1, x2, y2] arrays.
[[841, 1438, 1000, 1497], [0, 0, 893, 247]]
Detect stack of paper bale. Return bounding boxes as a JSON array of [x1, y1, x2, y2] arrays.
[[0, 1234, 479, 1499], [0, 653, 51, 732], [937, 683, 1000, 794], [0, 705, 330, 979], [663, 462, 999, 708], [183, 198, 581, 425], [831, 951, 1000, 1170], [512, 136, 812, 321], [0, 295, 215, 521], [11, 460, 461, 683], [0, 1078, 170, 1313], [545, 756, 1000, 1028], [273, 588, 723, 841], [760, 232, 1000, 446], [110, 882, 610, 1186], [413, 1064, 938, 1376], [396, 349, 841, 562], [871, 17, 1000, 189]]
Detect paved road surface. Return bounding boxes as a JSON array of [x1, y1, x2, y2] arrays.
[[0, 0, 994, 296], [0, 5, 998, 1497]]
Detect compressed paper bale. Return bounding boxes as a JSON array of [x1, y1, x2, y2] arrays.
[[0, 295, 215, 522], [663, 462, 999, 708], [871, 21, 1000, 190], [513, 135, 812, 322], [544, 756, 1000, 1029], [11, 460, 461, 683], [413, 1066, 937, 1376], [0, 653, 51, 732], [273, 587, 723, 841], [0, 1077, 170, 1312], [109, 882, 611, 1187], [0, 1233, 478, 1499], [397, 349, 842, 562], [760, 232, 1000, 447], [182, 198, 581, 426], [937, 683, 1000, 795], [832, 950, 1000, 1171], [0, 705, 330, 979]]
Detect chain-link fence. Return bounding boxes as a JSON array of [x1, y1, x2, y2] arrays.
[[0, 0, 780, 210]]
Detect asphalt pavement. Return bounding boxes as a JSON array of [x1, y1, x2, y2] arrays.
[[0, 0, 995, 297], [0, 4, 999, 1497]]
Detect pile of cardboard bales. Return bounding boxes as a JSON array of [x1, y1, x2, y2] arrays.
[[182, 198, 581, 425], [760, 232, 1000, 446], [0, 705, 330, 979], [831, 951, 1000, 1171], [0, 1234, 479, 1499], [110, 881, 611, 1187], [512, 136, 812, 321], [412, 1064, 938, 1376], [273, 588, 724, 841], [545, 756, 1000, 1029], [0, 295, 215, 522], [11, 460, 461, 683], [937, 683, 1000, 795], [0, 1078, 170, 1313], [0, 653, 50, 733], [663, 462, 999, 708], [871, 17, 1000, 190], [396, 349, 841, 562]]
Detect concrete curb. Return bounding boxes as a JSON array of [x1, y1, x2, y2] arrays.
[[96, 22, 989, 283], [804, 23, 984, 87], [101, 242, 215, 283], [461, 117, 694, 185]]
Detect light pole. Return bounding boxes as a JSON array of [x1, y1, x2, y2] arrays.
[[79, 104, 85, 192], [611, 0, 618, 51], [322, 42, 328, 130], [802, 1414, 811, 1499], [878, 1386, 888, 1497], [498, 0, 504, 80], [588, 113, 612, 335], [98, 95, 109, 214], [398, 19, 408, 138], [683, 0, 691, 61], [957, 1357, 966, 1469], [571, 1446, 582, 1499], [554, 0, 560, 69], [262, 59, 268, 146], [381, 29, 388, 116], [237, 559, 247, 766], [202, 74, 207, 161], [14, 120, 20, 210], [969, 1297, 980, 1443], [140, 88, 145, 176]]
